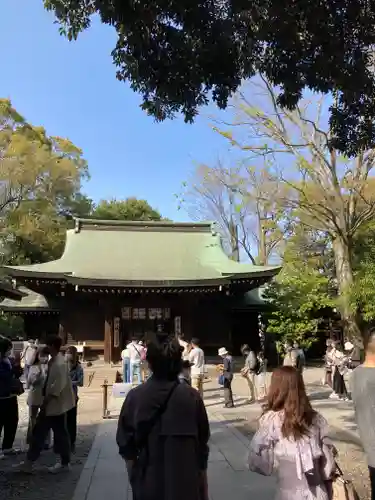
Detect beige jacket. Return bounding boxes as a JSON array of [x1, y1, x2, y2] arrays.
[[45, 353, 75, 416]]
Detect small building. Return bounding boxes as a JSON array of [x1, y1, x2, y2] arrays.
[[1, 218, 280, 363]]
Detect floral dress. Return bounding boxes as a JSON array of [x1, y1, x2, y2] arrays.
[[248, 411, 335, 500]]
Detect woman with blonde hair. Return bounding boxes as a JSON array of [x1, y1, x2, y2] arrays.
[[248, 366, 336, 499]]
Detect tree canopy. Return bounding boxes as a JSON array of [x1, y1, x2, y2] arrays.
[[0, 98, 90, 265], [91, 198, 162, 221], [45, 0, 375, 156]]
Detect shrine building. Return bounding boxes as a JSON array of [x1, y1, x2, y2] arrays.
[[0, 218, 280, 363]]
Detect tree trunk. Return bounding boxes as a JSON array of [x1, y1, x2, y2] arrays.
[[332, 236, 362, 340], [258, 217, 267, 265]]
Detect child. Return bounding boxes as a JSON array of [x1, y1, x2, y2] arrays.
[[179, 360, 193, 385]]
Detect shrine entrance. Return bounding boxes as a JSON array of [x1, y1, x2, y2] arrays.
[[119, 306, 172, 347]]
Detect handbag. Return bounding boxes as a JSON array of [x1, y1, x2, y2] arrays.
[[218, 374, 225, 386], [11, 377, 24, 396], [327, 463, 360, 500]]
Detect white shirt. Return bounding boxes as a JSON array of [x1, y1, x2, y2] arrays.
[[121, 346, 130, 360], [128, 342, 143, 363], [189, 347, 205, 376], [179, 339, 190, 360]]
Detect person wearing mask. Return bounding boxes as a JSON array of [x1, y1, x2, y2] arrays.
[[26, 345, 51, 448], [352, 329, 375, 500], [241, 346, 258, 403], [121, 342, 131, 384], [0, 336, 21, 458], [128, 337, 143, 385], [14, 335, 75, 474], [116, 333, 210, 500], [65, 345, 84, 453], [218, 347, 234, 408], [248, 366, 336, 499], [189, 338, 205, 399]]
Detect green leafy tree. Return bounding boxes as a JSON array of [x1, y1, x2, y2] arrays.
[[91, 198, 162, 221], [265, 232, 335, 350], [216, 78, 375, 339], [0, 98, 90, 265], [45, 0, 375, 155]]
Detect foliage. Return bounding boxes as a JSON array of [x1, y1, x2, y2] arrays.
[[351, 221, 375, 322], [0, 314, 24, 338], [0, 98, 90, 265], [216, 77, 375, 338], [264, 232, 335, 349], [91, 198, 162, 221], [45, 0, 375, 156], [179, 159, 289, 263]]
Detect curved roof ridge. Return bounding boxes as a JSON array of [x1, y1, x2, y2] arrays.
[[74, 218, 216, 233]]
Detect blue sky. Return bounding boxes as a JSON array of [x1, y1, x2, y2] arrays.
[[0, 1, 230, 221]]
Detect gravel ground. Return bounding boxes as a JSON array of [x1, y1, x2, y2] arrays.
[[0, 387, 103, 500]]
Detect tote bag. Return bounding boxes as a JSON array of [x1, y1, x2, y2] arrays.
[[327, 464, 360, 500]]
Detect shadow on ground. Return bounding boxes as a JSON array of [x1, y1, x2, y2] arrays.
[[0, 422, 98, 500]]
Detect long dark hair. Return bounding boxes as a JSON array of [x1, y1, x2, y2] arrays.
[[263, 366, 316, 439]]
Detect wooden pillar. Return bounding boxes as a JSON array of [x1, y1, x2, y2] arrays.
[[104, 313, 112, 364]]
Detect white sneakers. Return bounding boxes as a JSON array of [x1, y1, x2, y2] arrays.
[[48, 462, 71, 474], [12, 460, 71, 474]]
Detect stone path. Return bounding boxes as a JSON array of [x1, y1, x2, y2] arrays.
[[71, 405, 276, 500], [70, 367, 368, 500]]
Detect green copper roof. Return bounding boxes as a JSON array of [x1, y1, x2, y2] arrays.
[[0, 286, 58, 311], [3, 219, 281, 286]]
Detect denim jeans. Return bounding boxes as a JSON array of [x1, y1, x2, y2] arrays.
[[130, 362, 141, 385], [123, 359, 130, 384]]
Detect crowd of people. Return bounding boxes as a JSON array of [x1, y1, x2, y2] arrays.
[[115, 330, 375, 500], [0, 335, 83, 473]]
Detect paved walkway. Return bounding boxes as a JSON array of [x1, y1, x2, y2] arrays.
[[71, 367, 359, 500], [71, 404, 276, 500]]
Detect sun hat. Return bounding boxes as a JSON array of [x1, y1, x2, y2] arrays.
[[218, 347, 228, 356]]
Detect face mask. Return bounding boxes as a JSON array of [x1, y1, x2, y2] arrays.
[[39, 356, 49, 364]]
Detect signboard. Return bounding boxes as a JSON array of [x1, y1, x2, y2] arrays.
[[174, 316, 181, 335], [114, 317, 120, 348]]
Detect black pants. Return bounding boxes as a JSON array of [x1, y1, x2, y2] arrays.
[[66, 405, 77, 450], [224, 378, 234, 407], [369, 466, 375, 500], [0, 396, 19, 450], [27, 411, 71, 465], [333, 369, 348, 398]]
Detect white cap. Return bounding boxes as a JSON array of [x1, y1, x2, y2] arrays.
[[218, 347, 228, 356], [344, 341, 354, 351]]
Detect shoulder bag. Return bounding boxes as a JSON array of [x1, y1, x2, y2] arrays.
[[130, 382, 179, 488], [326, 462, 360, 500]]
